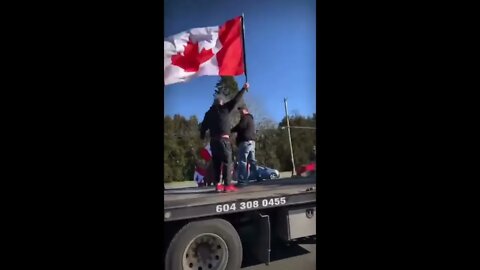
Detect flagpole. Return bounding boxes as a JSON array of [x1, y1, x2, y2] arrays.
[[241, 13, 248, 83]]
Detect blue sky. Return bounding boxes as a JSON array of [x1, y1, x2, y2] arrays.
[[164, 0, 316, 123]]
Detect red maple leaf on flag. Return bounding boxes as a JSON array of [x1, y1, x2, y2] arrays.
[[171, 39, 215, 72]]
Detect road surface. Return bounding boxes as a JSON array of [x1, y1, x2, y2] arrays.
[[241, 237, 316, 270]]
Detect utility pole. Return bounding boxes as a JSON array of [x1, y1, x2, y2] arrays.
[[284, 98, 296, 177]]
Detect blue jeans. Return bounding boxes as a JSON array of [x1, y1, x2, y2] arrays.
[[237, 141, 257, 181]]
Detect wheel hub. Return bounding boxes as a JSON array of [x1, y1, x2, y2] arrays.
[[196, 242, 214, 262], [183, 233, 228, 270]]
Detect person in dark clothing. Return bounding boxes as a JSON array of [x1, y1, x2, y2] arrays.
[[231, 106, 257, 184], [200, 82, 250, 192]]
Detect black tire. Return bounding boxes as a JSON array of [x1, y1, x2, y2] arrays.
[[269, 173, 276, 179], [165, 218, 243, 270]]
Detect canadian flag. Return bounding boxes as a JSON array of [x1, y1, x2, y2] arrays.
[[164, 16, 245, 85], [199, 143, 212, 162], [193, 143, 212, 184], [193, 167, 205, 184]]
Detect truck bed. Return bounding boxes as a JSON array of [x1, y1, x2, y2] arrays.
[[164, 177, 316, 221]]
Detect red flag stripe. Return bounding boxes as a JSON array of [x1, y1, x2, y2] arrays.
[[217, 16, 244, 75], [195, 166, 207, 176]]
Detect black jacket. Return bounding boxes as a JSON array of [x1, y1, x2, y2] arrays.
[[231, 113, 256, 145], [200, 87, 247, 139]]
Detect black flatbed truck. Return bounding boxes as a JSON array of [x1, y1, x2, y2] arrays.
[[164, 176, 316, 270]]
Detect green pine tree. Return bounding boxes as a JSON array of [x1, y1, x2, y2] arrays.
[[214, 76, 239, 99]]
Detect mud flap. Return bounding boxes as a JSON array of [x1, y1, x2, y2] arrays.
[[253, 213, 271, 265]]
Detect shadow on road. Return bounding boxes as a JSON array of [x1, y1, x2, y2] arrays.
[[241, 237, 316, 268]]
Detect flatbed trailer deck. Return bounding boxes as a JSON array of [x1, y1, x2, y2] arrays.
[[164, 176, 316, 222]]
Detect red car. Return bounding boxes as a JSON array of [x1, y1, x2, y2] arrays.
[[296, 162, 316, 177]]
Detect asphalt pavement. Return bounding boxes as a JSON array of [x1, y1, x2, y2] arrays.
[[241, 237, 316, 270]]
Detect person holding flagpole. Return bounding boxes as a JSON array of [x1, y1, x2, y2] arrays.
[[200, 82, 250, 192], [164, 15, 251, 192]]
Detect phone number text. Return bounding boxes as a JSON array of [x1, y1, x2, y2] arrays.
[[215, 197, 286, 213]]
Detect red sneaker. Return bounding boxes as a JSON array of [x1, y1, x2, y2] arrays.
[[224, 184, 238, 192], [215, 183, 224, 192]]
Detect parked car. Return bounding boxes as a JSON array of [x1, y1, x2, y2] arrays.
[[296, 162, 316, 177], [233, 162, 280, 181], [256, 165, 280, 180]]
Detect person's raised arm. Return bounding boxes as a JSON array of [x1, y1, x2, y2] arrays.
[[225, 82, 250, 112]]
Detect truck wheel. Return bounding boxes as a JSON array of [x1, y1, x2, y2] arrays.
[[165, 218, 243, 270]]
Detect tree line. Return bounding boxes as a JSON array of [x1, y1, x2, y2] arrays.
[[164, 77, 316, 182]]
